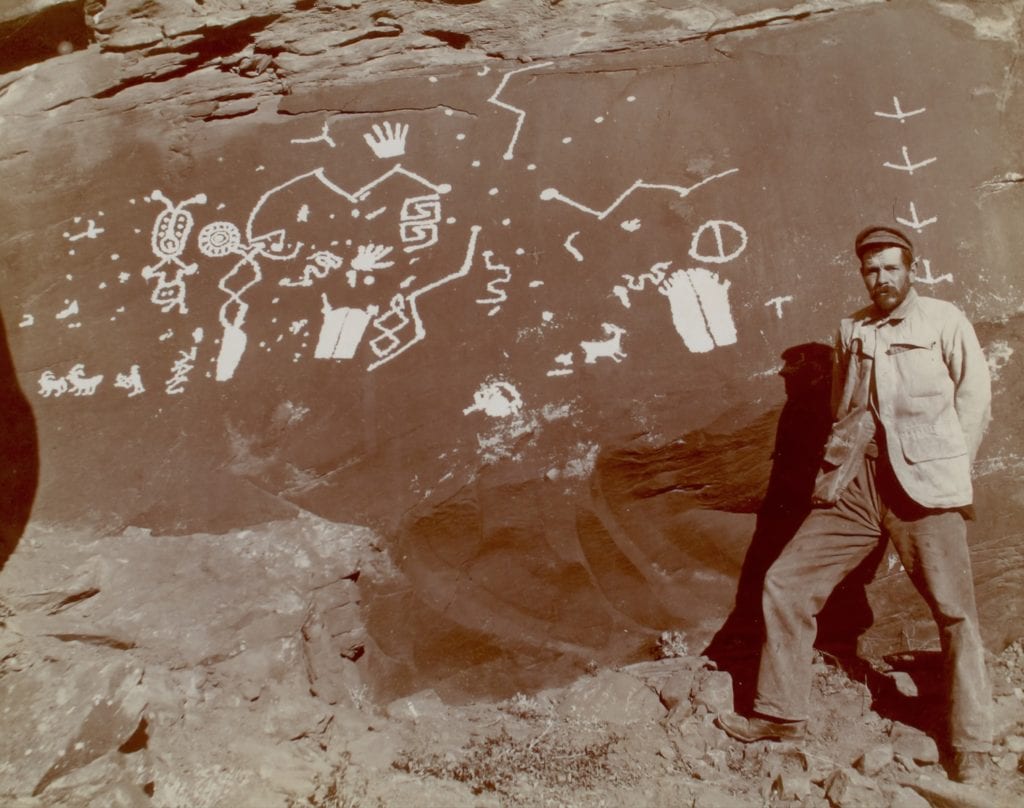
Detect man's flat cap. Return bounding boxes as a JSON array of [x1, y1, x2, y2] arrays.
[[854, 225, 914, 257]]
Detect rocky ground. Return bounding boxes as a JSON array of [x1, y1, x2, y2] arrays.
[[1, 518, 1023, 807]]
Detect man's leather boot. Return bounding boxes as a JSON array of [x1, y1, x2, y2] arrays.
[[715, 712, 806, 743]]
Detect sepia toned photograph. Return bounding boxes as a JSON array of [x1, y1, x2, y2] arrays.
[[0, 0, 1022, 805]]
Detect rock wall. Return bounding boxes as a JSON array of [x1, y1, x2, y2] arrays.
[[1, 0, 1022, 702]]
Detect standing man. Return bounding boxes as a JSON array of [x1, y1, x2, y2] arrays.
[[716, 226, 993, 784]]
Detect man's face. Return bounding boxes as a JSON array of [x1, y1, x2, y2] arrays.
[[860, 246, 915, 313]]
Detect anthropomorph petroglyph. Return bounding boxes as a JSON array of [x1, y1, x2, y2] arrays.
[[660, 268, 737, 353], [364, 122, 409, 159], [142, 190, 207, 314], [581, 323, 627, 364]]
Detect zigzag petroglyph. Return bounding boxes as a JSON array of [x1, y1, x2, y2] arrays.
[[539, 169, 739, 220], [487, 62, 554, 161]]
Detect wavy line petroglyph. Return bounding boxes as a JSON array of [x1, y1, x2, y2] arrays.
[[475, 250, 512, 316]]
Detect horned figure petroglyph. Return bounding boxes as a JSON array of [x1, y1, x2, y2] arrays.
[[141, 190, 207, 314], [581, 323, 627, 364], [66, 364, 104, 396], [38, 371, 69, 398]]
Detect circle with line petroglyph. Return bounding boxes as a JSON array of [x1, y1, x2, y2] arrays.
[[198, 221, 242, 257], [688, 220, 748, 264]]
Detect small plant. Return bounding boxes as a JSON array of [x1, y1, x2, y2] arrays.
[[393, 726, 626, 796], [499, 692, 553, 720], [656, 630, 689, 659]]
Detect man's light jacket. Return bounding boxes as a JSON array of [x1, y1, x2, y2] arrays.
[[826, 288, 991, 509]]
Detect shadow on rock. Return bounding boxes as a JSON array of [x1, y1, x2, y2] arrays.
[[703, 342, 882, 713], [0, 308, 38, 572]]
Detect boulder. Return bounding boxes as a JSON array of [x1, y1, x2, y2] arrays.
[[690, 669, 734, 715], [824, 767, 882, 808], [772, 771, 811, 801], [854, 743, 894, 777], [891, 725, 940, 766], [0, 658, 147, 797], [557, 670, 666, 725], [897, 772, 1017, 808]]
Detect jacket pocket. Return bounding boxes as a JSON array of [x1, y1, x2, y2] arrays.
[[898, 418, 968, 463], [888, 340, 949, 399]]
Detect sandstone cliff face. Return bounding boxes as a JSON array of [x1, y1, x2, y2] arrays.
[[1, 0, 1022, 704]]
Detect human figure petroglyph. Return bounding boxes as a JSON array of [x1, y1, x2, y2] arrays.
[[113, 365, 145, 397], [141, 190, 207, 315]]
